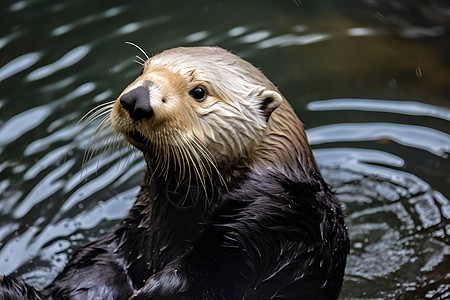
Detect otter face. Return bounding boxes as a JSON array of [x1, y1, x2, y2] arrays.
[[111, 47, 283, 171]]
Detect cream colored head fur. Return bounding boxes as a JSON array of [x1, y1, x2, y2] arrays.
[[109, 46, 318, 180]]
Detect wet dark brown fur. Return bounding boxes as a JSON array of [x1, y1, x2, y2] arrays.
[[1, 47, 349, 300]]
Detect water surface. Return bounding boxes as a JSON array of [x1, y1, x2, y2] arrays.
[[1, 1, 449, 299]]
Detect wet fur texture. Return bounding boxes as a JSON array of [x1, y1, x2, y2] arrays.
[[1, 46, 349, 299]]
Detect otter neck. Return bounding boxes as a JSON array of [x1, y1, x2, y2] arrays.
[[249, 100, 321, 180]]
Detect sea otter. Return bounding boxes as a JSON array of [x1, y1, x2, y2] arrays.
[[0, 46, 349, 300]]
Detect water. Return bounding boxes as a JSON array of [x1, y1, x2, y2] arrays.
[[1, 1, 449, 299]]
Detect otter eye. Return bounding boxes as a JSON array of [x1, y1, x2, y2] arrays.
[[190, 87, 206, 102]]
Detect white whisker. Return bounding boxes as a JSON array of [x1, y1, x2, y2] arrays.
[[125, 41, 149, 59], [79, 95, 225, 205], [78, 98, 134, 171], [78, 100, 115, 125], [135, 55, 146, 63]]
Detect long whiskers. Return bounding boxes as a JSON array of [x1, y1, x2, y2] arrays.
[[125, 41, 149, 60], [78, 100, 115, 130], [147, 127, 225, 205], [190, 134, 227, 190], [78, 101, 131, 168], [79, 99, 225, 206], [134, 55, 146, 66]]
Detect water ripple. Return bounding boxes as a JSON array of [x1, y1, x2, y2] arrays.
[[56, 82, 96, 105], [52, 6, 126, 36], [307, 98, 450, 121], [8, 1, 28, 12], [13, 160, 76, 219], [0, 31, 23, 50], [228, 26, 248, 37], [257, 33, 329, 49], [185, 31, 209, 43], [316, 147, 449, 296], [308, 123, 450, 157], [0, 188, 135, 275], [400, 25, 445, 39], [0, 225, 38, 275], [26, 45, 91, 81], [241, 30, 271, 43], [346, 27, 381, 37], [117, 22, 142, 35], [0, 52, 42, 82], [314, 147, 405, 168], [24, 145, 73, 180], [25, 127, 78, 156], [0, 106, 52, 145], [60, 159, 134, 214], [114, 16, 171, 37]]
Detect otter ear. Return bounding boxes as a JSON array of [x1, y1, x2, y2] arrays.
[[259, 90, 283, 119]]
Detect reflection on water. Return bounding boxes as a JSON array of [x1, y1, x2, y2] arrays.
[[316, 148, 450, 298], [308, 98, 450, 121], [309, 122, 449, 156], [0, 0, 449, 299]]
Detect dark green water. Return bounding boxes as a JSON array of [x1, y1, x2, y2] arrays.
[[1, 1, 449, 299]]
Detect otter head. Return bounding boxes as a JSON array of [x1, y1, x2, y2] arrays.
[[111, 47, 283, 177]]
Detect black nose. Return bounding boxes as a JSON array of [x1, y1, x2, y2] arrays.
[[120, 86, 153, 120]]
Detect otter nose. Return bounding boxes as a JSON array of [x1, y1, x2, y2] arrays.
[[120, 86, 153, 120]]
